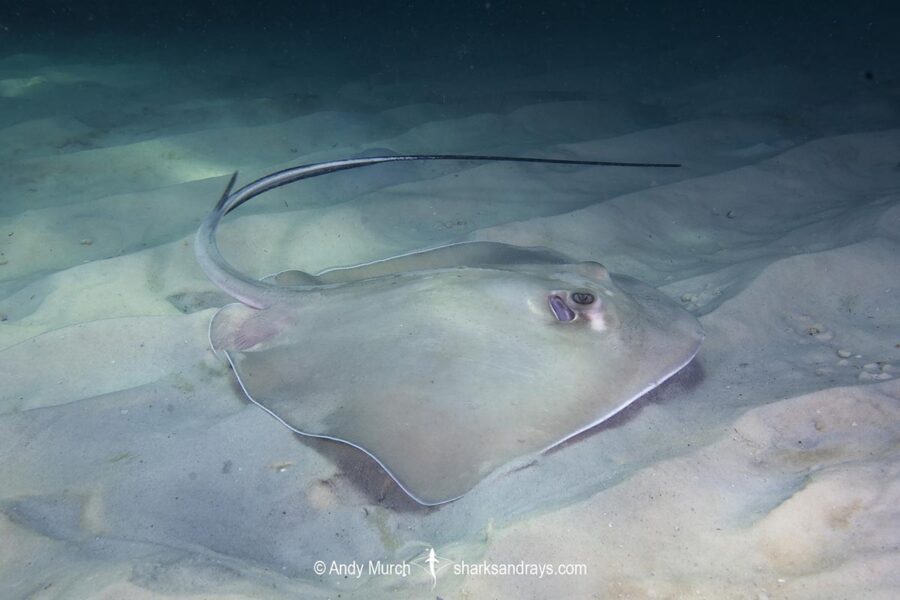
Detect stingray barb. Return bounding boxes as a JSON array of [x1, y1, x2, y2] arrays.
[[195, 153, 699, 505]]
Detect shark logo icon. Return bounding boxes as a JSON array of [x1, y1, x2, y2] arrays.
[[411, 546, 455, 589]]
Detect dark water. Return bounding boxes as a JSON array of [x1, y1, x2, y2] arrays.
[[2, 1, 897, 73]]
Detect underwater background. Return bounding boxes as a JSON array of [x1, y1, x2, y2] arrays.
[[1, 1, 899, 598]]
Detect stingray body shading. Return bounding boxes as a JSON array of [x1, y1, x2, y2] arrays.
[[195, 154, 702, 505]]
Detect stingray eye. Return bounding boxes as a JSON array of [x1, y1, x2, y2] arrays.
[[548, 295, 576, 322], [571, 291, 596, 305]]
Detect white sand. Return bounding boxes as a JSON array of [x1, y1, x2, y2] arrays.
[[1, 35, 899, 600]]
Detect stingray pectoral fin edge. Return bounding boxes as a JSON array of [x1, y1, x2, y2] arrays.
[[215, 345, 466, 506]]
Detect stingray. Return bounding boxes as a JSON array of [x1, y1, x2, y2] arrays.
[[195, 154, 703, 505]]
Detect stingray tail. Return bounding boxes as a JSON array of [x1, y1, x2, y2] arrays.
[[196, 154, 682, 310], [218, 154, 681, 216]]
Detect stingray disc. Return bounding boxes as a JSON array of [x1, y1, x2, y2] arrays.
[[210, 258, 703, 504]]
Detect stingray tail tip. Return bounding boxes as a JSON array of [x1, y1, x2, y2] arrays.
[[215, 172, 239, 211]]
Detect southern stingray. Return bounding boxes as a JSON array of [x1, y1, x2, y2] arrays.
[[195, 154, 703, 505]]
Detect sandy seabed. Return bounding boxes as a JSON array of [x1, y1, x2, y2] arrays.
[[1, 38, 899, 600]]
